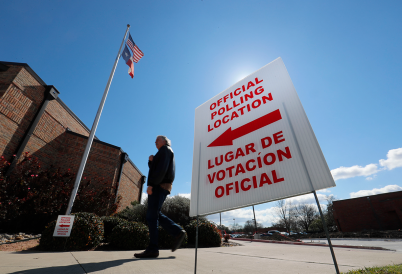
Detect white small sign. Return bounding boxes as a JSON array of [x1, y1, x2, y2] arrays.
[[53, 215, 75, 237]]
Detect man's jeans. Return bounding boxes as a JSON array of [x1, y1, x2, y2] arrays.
[[146, 186, 182, 252]]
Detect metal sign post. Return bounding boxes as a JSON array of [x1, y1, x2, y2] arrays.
[[194, 143, 201, 274], [253, 205, 257, 235], [313, 190, 340, 274]]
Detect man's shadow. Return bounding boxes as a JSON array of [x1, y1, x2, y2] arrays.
[[8, 254, 176, 274]]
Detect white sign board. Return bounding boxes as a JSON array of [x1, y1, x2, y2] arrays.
[[53, 215, 75, 237], [190, 57, 335, 217]]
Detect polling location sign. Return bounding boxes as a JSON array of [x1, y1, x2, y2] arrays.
[[53, 215, 75, 237], [190, 57, 336, 217]]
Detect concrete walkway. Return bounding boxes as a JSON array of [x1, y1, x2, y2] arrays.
[[1, 240, 401, 274]]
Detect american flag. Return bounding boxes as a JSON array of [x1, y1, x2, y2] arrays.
[[126, 33, 144, 63]]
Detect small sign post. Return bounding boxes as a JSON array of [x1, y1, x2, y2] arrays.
[[53, 215, 75, 237]]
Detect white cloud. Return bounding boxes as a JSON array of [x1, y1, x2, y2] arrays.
[[331, 164, 380, 181], [141, 193, 147, 204], [176, 193, 191, 199], [330, 147, 402, 181], [350, 185, 402, 198], [379, 148, 402, 170], [317, 189, 331, 193]]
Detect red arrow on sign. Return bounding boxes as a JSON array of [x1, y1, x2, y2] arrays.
[[59, 224, 70, 227], [208, 109, 282, 147]]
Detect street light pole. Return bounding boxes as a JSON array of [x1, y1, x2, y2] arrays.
[[253, 205, 257, 233]]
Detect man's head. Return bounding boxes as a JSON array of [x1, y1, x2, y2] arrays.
[[155, 135, 171, 149]]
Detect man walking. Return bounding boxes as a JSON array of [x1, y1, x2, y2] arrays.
[[134, 135, 186, 258]]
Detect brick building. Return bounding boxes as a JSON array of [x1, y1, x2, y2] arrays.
[[0, 61, 145, 211], [333, 191, 402, 232]]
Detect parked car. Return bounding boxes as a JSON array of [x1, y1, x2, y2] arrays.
[[280, 232, 289, 236], [267, 230, 281, 235], [260, 233, 271, 237]]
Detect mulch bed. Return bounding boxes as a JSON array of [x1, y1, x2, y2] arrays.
[[0, 239, 40, 252]]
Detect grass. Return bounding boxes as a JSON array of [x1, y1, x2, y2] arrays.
[[343, 264, 402, 274]]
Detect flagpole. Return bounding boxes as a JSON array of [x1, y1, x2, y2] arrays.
[[65, 24, 131, 215]]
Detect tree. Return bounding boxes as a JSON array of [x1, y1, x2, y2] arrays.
[[0, 153, 120, 232], [296, 203, 318, 232], [307, 195, 338, 232], [275, 199, 297, 233], [243, 220, 263, 234], [324, 195, 337, 232], [217, 224, 230, 233]]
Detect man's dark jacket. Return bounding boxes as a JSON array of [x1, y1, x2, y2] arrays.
[[147, 145, 175, 187]]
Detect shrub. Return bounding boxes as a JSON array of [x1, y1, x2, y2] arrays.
[[161, 195, 192, 226], [117, 200, 147, 224], [0, 153, 120, 233], [186, 220, 221, 247], [117, 195, 206, 228], [158, 225, 187, 249], [101, 216, 129, 243], [39, 212, 103, 251], [109, 221, 149, 250]]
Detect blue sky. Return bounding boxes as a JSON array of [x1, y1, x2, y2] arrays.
[[1, 0, 402, 228]]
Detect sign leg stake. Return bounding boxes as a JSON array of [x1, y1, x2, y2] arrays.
[[313, 190, 340, 274], [195, 215, 199, 274], [282, 102, 340, 274], [63, 237, 68, 251], [194, 143, 202, 274]]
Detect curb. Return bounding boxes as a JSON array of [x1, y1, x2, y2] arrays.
[[232, 238, 391, 251]]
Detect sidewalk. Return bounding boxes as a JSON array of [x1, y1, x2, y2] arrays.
[[1, 240, 401, 274]]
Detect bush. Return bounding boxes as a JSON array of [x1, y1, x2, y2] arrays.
[[117, 200, 147, 224], [117, 195, 206, 228], [109, 221, 149, 250], [101, 216, 129, 243], [186, 220, 221, 247], [158, 225, 187, 249], [161, 195, 192, 226], [0, 153, 120, 233], [39, 212, 104, 251]]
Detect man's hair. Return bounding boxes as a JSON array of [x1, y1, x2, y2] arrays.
[[157, 135, 171, 146]]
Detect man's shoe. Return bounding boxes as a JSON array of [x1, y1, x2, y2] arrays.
[[134, 250, 159, 258], [172, 230, 186, 252]]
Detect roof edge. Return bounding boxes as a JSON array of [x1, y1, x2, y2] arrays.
[[0, 61, 46, 86]]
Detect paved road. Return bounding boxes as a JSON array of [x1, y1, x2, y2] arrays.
[[301, 238, 402, 252], [1, 240, 401, 273]]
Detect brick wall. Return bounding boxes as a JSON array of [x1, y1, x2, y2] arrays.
[[118, 159, 144, 210], [0, 62, 144, 212], [0, 65, 44, 159], [333, 191, 402, 232]]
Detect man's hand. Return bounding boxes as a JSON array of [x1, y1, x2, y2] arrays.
[[147, 186, 153, 195], [149, 155, 154, 161]]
